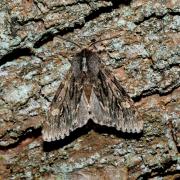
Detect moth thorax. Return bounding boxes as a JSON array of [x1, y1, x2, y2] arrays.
[[82, 56, 87, 72]]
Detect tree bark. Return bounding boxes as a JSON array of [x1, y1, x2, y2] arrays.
[[0, 0, 179, 179]]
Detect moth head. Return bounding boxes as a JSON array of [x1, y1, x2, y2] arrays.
[[55, 35, 121, 78], [71, 48, 101, 78]]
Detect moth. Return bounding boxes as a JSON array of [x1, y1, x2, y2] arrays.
[[42, 36, 143, 141]]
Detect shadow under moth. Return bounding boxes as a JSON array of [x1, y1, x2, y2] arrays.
[[42, 36, 143, 142]]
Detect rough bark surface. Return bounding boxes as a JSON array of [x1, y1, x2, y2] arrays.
[[0, 0, 179, 179]]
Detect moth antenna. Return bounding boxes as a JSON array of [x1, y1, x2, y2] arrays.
[[56, 35, 82, 48], [88, 32, 122, 48]]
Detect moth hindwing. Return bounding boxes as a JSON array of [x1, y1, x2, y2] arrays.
[[42, 48, 143, 141]]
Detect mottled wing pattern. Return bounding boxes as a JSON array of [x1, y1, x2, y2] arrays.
[[42, 49, 143, 142], [91, 67, 143, 133], [42, 70, 90, 142]]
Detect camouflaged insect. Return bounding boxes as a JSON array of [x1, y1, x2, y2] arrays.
[[42, 40, 143, 141]]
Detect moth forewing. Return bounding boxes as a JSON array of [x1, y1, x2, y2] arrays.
[[42, 48, 143, 142]]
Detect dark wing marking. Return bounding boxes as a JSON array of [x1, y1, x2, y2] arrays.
[[42, 70, 90, 142], [85, 49, 100, 76], [91, 68, 143, 133]]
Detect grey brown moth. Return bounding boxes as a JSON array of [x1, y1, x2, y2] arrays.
[[42, 37, 143, 142]]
